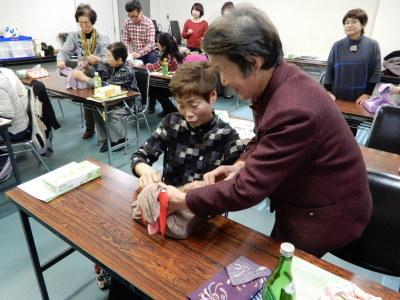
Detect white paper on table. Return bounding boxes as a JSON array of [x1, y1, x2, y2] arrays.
[[228, 118, 255, 140], [18, 173, 61, 202], [215, 110, 231, 123], [293, 256, 351, 300]]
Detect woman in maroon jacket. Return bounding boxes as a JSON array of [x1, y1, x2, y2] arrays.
[[181, 3, 208, 52], [138, 5, 372, 257]]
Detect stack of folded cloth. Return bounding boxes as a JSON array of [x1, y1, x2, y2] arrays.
[[188, 256, 271, 300]]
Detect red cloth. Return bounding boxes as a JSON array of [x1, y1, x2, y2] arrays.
[[123, 15, 156, 56], [186, 62, 372, 257], [145, 54, 181, 72], [182, 19, 208, 49]]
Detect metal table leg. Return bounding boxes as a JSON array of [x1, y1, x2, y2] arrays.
[[3, 128, 21, 184], [19, 210, 50, 300]]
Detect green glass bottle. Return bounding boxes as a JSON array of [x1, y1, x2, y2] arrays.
[[161, 58, 169, 76], [93, 72, 102, 88], [262, 242, 296, 300]]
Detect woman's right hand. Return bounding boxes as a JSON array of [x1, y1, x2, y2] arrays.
[[187, 29, 193, 35], [203, 162, 244, 185], [327, 91, 336, 101], [57, 61, 66, 69], [139, 171, 161, 189]]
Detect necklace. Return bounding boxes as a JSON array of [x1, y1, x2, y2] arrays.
[[81, 28, 97, 57]]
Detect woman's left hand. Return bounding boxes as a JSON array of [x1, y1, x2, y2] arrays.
[[356, 94, 370, 105], [71, 70, 87, 82], [87, 54, 100, 64], [158, 183, 188, 214]]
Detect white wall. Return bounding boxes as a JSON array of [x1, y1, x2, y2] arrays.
[[0, 0, 116, 49], [371, 0, 400, 59], [151, 0, 398, 59], [1, 0, 398, 58]]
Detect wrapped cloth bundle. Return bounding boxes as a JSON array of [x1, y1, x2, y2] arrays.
[[132, 183, 203, 239]]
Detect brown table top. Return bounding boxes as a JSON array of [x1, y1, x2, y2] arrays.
[[335, 99, 374, 119], [6, 160, 400, 299], [22, 71, 140, 107], [361, 146, 400, 176]]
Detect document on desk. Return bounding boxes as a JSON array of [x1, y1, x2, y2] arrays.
[[293, 256, 351, 299], [215, 110, 255, 140], [18, 161, 101, 202]]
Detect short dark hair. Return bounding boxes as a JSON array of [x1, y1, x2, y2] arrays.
[[221, 2, 234, 15], [170, 62, 217, 102], [75, 4, 97, 24], [342, 8, 368, 34], [125, 0, 142, 13], [107, 42, 128, 63], [203, 5, 283, 77], [191, 3, 204, 18]]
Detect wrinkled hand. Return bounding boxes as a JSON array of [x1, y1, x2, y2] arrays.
[[327, 92, 336, 101], [390, 84, 400, 95], [181, 180, 207, 192], [57, 61, 66, 69], [87, 54, 100, 64], [158, 182, 187, 214], [71, 70, 87, 82], [203, 164, 243, 185], [139, 171, 161, 189], [356, 94, 369, 105]]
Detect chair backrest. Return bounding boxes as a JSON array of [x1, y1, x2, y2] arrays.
[[331, 170, 400, 276], [152, 19, 161, 39], [170, 20, 182, 45], [133, 67, 150, 109], [366, 105, 400, 154]]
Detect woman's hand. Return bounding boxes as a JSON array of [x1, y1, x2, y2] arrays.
[[203, 161, 245, 185], [87, 54, 100, 64], [327, 91, 336, 101], [57, 61, 66, 69], [181, 180, 207, 192], [158, 183, 187, 214], [135, 163, 161, 189], [71, 70, 89, 82], [187, 29, 193, 35], [390, 84, 400, 95], [139, 171, 161, 189], [356, 94, 370, 105]]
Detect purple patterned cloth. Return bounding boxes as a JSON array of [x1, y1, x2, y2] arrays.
[[226, 256, 271, 286], [59, 61, 90, 90], [188, 257, 269, 300], [363, 83, 393, 113]]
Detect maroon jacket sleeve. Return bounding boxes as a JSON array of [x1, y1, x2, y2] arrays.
[[186, 107, 319, 217]]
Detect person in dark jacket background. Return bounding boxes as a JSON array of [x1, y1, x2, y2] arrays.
[[324, 8, 381, 104], [137, 5, 372, 258]]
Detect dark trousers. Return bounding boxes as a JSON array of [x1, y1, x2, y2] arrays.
[[149, 87, 178, 113], [84, 107, 95, 131], [0, 127, 31, 167], [108, 277, 151, 300], [139, 50, 158, 64]]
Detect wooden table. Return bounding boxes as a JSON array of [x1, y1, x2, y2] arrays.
[[361, 146, 400, 176], [6, 160, 400, 299], [22, 72, 140, 164], [335, 99, 374, 130], [149, 71, 172, 90]]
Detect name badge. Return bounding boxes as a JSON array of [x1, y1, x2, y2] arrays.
[[349, 45, 358, 52]]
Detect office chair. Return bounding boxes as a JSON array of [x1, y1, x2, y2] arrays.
[[366, 105, 400, 154], [331, 171, 400, 289], [169, 20, 182, 45], [122, 67, 151, 150]]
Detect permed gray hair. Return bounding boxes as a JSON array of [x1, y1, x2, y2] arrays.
[[203, 5, 283, 77]]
